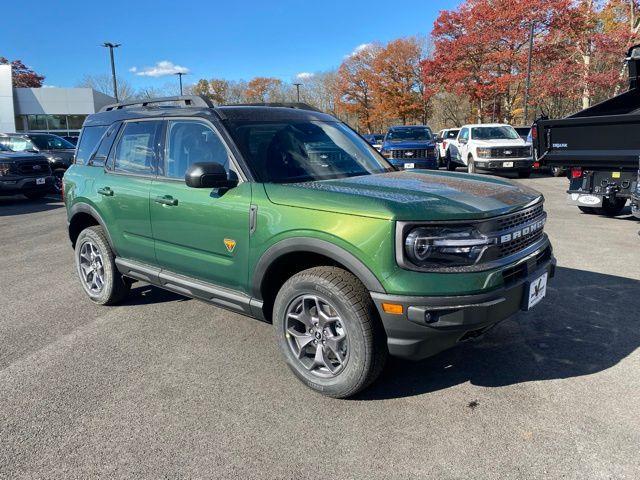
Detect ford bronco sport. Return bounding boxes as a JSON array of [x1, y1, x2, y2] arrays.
[[64, 96, 555, 398]]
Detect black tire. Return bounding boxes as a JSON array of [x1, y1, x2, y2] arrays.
[[467, 155, 476, 173], [446, 153, 457, 171], [551, 166, 564, 177], [518, 169, 532, 178], [52, 169, 65, 194], [273, 266, 387, 398], [601, 197, 627, 217], [23, 190, 48, 200], [578, 206, 599, 214], [75, 225, 130, 305]]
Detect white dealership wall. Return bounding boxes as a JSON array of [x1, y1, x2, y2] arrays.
[[0, 65, 16, 132], [0, 64, 115, 133]]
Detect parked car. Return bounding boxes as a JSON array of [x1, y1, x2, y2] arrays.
[[0, 133, 75, 193], [0, 142, 54, 199], [380, 125, 438, 169], [362, 133, 384, 151], [62, 136, 79, 145], [513, 126, 531, 141], [435, 128, 460, 169], [64, 96, 555, 398], [448, 123, 533, 178]]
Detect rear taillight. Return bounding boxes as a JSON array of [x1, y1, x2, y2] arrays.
[[531, 126, 538, 140], [533, 161, 540, 169], [443, 141, 448, 149], [571, 167, 583, 179]]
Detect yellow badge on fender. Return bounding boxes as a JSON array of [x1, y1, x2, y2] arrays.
[[612, 171, 621, 178], [224, 238, 236, 253]]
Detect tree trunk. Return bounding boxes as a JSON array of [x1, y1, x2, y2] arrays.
[[582, 53, 591, 110]]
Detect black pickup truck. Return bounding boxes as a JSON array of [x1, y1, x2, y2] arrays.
[[535, 44, 640, 218]]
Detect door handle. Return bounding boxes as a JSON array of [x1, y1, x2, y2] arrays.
[[97, 187, 113, 196], [154, 195, 178, 206]]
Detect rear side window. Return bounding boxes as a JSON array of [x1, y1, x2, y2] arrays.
[[113, 121, 163, 175], [76, 126, 108, 165]]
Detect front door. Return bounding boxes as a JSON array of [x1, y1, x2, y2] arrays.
[[149, 119, 251, 292]]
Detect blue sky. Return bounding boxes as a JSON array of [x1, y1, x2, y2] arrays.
[[2, 0, 459, 89]]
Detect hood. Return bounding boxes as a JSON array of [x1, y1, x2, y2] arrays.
[[38, 149, 75, 164], [383, 140, 435, 149], [264, 170, 542, 221], [0, 151, 49, 163], [473, 138, 526, 147]]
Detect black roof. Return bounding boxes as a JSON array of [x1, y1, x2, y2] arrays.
[[85, 96, 337, 127]]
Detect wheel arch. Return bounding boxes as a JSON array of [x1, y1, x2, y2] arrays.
[[68, 203, 117, 254], [253, 237, 386, 322]]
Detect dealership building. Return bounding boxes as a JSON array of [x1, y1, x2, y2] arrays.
[[0, 64, 115, 136]]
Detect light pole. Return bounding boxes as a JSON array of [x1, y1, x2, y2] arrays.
[[175, 72, 187, 95], [102, 42, 121, 101], [523, 22, 535, 125], [293, 82, 303, 102]]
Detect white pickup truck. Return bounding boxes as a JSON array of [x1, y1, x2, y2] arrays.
[[448, 123, 533, 178]]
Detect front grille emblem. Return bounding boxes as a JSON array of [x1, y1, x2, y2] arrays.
[[404, 151, 414, 156], [33, 165, 41, 170]]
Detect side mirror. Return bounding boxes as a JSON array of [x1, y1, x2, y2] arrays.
[[459, 138, 468, 144], [185, 162, 238, 189]]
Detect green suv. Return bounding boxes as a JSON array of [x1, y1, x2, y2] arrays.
[[64, 96, 555, 398]]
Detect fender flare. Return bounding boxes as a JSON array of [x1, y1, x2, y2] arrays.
[[251, 237, 386, 298], [68, 202, 118, 255]]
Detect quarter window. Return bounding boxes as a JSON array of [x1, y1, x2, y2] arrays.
[[76, 126, 108, 165], [113, 121, 163, 175], [165, 120, 230, 179]]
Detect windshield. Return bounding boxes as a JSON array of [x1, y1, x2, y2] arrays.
[[2, 136, 37, 152], [471, 126, 520, 140], [386, 127, 432, 142], [226, 120, 393, 183], [28, 134, 75, 150]]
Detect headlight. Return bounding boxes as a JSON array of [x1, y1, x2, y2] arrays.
[[476, 147, 492, 158], [0, 162, 11, 176], [404, 226, 491, 268], [45, 155, 61, 162]]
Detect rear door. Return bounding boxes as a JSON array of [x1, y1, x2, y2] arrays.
[[97, 119, 164, 265], [149, 118, 252, 292]]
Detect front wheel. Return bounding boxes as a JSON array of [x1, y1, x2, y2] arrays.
[[52, 169, 65, 194], [467, 155, 476, 173], [273, 266, 387, 398], [75, 225, 131, 305]]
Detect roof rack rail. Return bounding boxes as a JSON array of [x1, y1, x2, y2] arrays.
[[100, 95, 214, 112], [222, 102, 321, 112]]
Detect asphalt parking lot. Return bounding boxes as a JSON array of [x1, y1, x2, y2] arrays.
[[1, 175, 639, 479]]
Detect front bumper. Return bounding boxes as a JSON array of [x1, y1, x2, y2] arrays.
[[390, 158, 438, 170], [475, 157, 533, 171], [0, 175, 54, 196], [371, 246, 556, 361]]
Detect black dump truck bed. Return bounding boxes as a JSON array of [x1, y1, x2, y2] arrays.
[[534, 44, 640, 218]]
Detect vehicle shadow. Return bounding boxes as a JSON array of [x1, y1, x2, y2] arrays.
[[0, 196, 63, 217], [122, 284, 188, 306], [357, 266, 640, 400]]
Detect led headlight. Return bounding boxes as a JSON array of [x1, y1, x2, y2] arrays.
[[404, 226, 491, 268], [476, 147, 492, 158], [0, 162, 11, 176]]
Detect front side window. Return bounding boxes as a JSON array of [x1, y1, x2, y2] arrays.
[[165, 121, 230, 179], [386, 127, 432, 142], [226, 120, 393, 183], [459, 128, 469, 140], [471, 126, 520, 140], [113, 121, 163, 175]]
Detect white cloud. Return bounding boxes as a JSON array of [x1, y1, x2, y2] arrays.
[[346, 43, 373, 57], [130, 60, 190, 78], [42, 84, 57, 88], [295, 72, 314, 81]]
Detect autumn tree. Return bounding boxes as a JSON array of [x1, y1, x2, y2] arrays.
[[244, 77, 284, 102], [336, 44, 382, 133], [0, 57, 45, 87]]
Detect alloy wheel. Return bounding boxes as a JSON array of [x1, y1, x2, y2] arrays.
[[79, 241, 105, 294], [284, 294, 349, 378]]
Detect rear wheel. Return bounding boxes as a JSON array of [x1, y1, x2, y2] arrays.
[[273, 266, 387, 398], [551, 166, 564, 177], [75, 225, 131, 305], [601, 197, 627, 217]]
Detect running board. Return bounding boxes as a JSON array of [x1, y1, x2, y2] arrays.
[[115, 258, 265, 321]]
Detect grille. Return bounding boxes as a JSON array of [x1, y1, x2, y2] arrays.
[[496, 203, 544, 231], [391, 148, 430, 159], [17, 160, 51, 175], [489, 147, 531, 158], [502, 246, 552, 285]]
